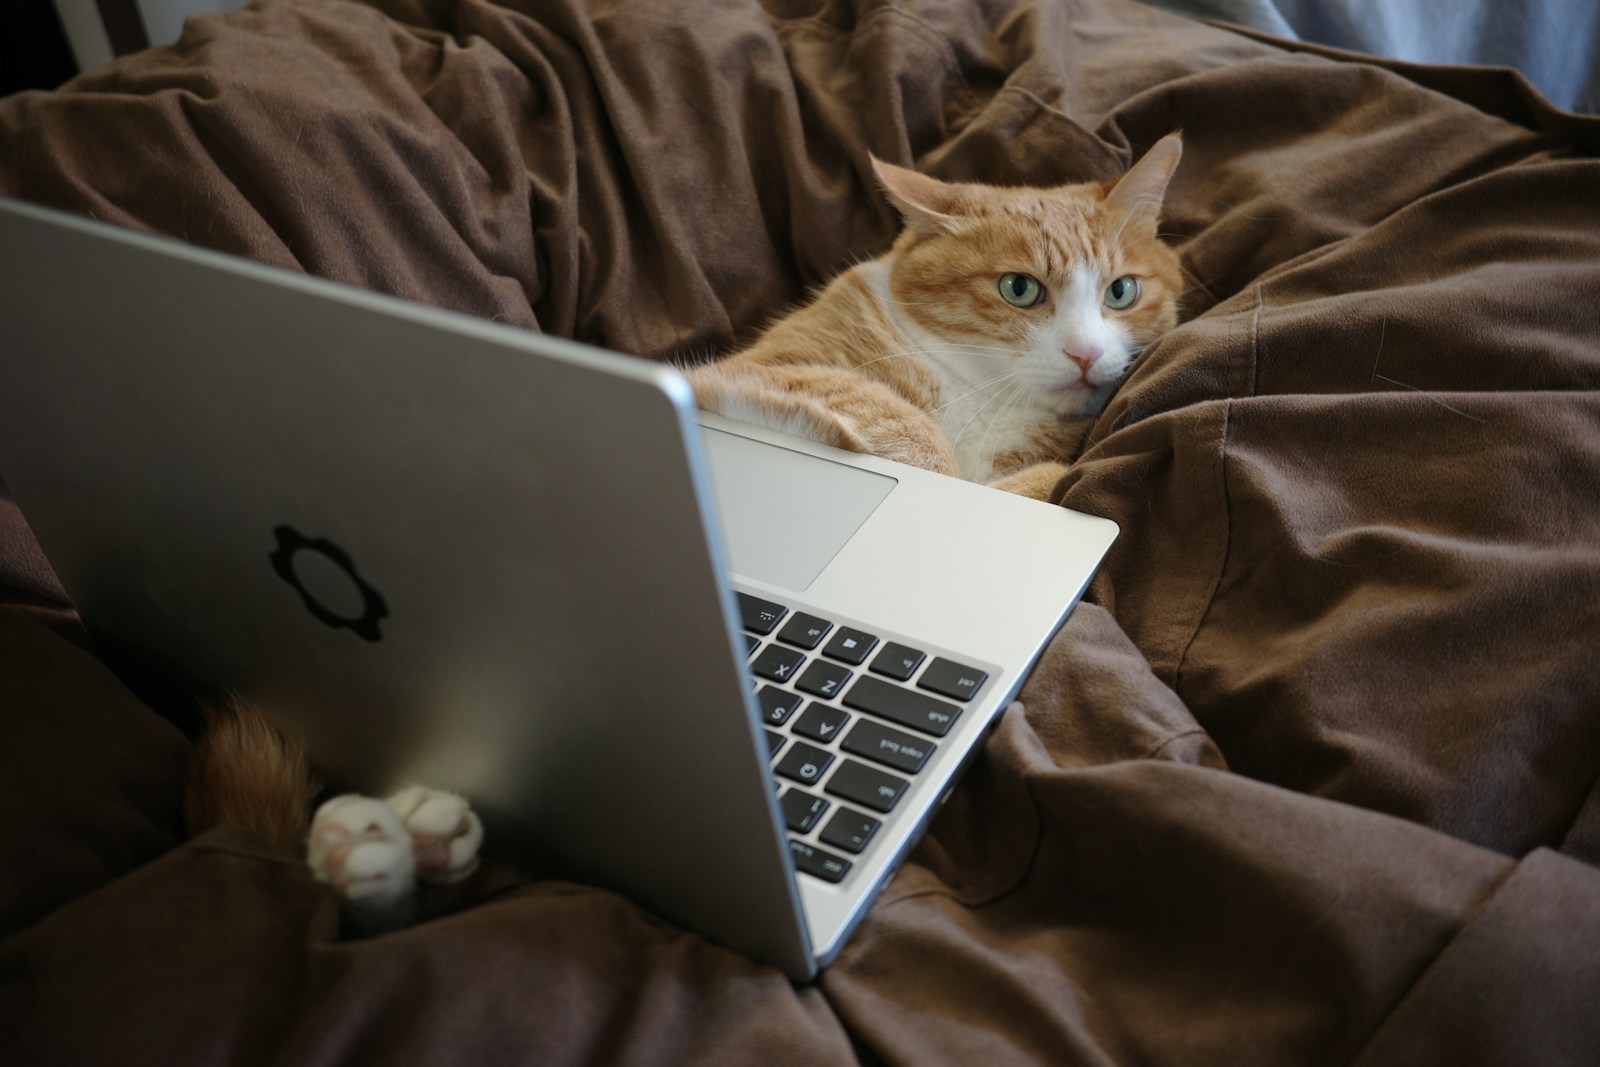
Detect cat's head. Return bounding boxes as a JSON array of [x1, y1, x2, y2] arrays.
[[872, 134, 1183, 414]]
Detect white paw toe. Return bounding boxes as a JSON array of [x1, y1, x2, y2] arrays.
[[384, 786, 484, 885], [307, 795, 416, 903]]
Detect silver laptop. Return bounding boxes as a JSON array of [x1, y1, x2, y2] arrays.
[[0, 196, 1116, 981]]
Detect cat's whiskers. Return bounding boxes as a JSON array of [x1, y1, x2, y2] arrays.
[[920, 343, 1017, 356], [845, 351, 929, 374], [947, 371, 1027, 448], [851, 344, 1013, 375], [893, 339, 1019, 357], [927, 368, 1025, 418], [972, 379, 1032, 463]]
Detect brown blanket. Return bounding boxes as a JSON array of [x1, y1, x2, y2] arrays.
[[3, 0, 1599, 1062]]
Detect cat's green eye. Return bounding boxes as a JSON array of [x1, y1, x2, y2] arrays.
[[1104, 275, 1142, 310], [998, 273, 1046, 308]]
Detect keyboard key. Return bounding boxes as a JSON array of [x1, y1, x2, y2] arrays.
[[780, 788, 829, 833], [869, 642, 926, 681], [842, 719, 935, 774], [777, 612, 832, 650], [842, 676, 962, 737], [757, 685, 805, 726], [789, 839, 851, 883], [918, 658, 988, 702], [825, 759, 908, 813], [820, 808, 880, 855], [764, 729, 785, 758], [795, 659, 852, 699], [792, 703, 850, 743], [737, 592, 787, 635], [744, 633, 761, 658], [775, 741, 833, 787], [751, 644, 806, 684], [823, 627, 878, 665]]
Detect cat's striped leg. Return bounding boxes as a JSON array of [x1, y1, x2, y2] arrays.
[[988, 460, 1071, 501], [691, 362, 960, 477]]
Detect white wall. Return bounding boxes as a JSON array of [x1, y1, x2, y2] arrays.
[[136, 0, 244, 50], [52, 0, 246, 72]]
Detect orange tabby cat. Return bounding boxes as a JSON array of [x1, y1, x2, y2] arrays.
[[187, 136, 1184, 928], [690, 133, 1184, 500]]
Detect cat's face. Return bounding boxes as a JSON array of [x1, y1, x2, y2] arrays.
[[874, 136, 1183, 413]]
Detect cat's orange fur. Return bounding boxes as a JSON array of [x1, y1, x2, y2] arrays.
[[186, 696, 318, 853], [691, 134, 1184, 500]]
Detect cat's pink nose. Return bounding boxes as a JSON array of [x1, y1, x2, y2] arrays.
[[1068, 346, 1103, 373]]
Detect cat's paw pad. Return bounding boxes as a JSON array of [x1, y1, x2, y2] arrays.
[[384, 785, 483, 885], [306, 794, 417, 905]]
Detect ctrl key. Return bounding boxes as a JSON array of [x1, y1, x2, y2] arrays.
[[789, 839, 852, 883]]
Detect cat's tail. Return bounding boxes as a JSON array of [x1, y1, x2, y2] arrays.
[[184, 696, 319, 853]]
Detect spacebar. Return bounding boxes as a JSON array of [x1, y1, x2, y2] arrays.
[[841, 676, 962, 737]]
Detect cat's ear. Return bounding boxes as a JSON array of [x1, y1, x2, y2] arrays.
[[871, 156, 961, 235], [1103, 133, 1183, 232]]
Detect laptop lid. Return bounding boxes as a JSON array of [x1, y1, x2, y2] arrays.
[[0, 197, 817, 978]]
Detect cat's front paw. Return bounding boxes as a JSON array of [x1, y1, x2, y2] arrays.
[[384, 785, 484, 885]]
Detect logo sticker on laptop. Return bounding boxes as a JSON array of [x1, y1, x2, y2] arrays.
[[269, 524, 389, 642]]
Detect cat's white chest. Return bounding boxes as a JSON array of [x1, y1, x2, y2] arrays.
[[930, 379, 1048, 483]]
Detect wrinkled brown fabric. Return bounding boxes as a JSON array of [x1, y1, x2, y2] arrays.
[[2, 0, 1599, 1063]]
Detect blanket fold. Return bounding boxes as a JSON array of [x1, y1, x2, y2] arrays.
[[2, 0, 1597, 1062]]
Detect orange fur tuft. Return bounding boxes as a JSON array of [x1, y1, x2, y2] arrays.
[[185, 697, 318, 853]]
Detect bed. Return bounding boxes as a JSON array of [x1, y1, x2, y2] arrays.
[[3, 0, 1599, 1062]]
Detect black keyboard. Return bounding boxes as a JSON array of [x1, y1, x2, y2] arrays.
[[736, 591, 989, 885]]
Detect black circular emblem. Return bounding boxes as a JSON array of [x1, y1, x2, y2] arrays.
[[268, 524, 389, 642]]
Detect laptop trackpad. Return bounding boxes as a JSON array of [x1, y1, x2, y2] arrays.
[[700, 426, 897, 592]]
